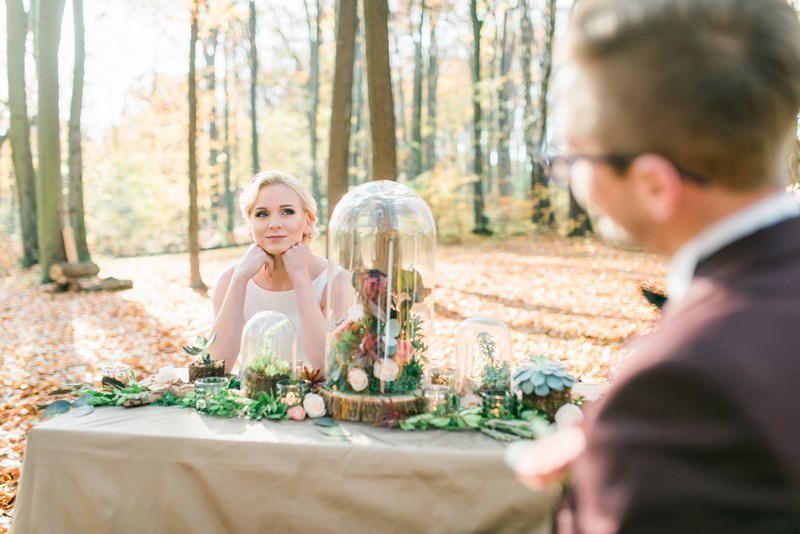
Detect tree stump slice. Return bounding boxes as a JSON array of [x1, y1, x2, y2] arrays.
[[320, 388, 424, 424]]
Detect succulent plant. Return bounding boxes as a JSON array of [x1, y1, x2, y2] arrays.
[[513, 354, 576, 397], [183, 333, 217, 365]]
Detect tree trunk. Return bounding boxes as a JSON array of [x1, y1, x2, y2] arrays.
[[35, 0, 67, 283], [68, 0, 90, 262], [363, 0, 397, 181], [470, 0, 490, 235], [223, 32, 234, 243], [249, 0, 259, 173], [188, 1, 206, 290], [350, 21, 367, 186], [410, 0, 424, 180], [305, 0, 323, 215], [6, 0, 38, 267], [496, 6, 515, 197], [203, 29, 220, 228], [531, 0, 556, 227], [327, 0, 357, 223], [423, 8, 438, 172]]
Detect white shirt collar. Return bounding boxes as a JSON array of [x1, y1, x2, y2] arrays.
[[667, 191, 800, 304]]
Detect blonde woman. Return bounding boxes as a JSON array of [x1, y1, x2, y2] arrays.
[[209, 170, 351, 372]]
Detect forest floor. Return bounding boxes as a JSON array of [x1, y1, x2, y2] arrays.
[[0, 234, 667, 530]]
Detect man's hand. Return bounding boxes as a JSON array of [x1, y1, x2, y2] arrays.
[[507, 426, 586, 491]]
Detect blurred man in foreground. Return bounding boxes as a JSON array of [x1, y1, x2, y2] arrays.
[[512, 0, 800, 531]]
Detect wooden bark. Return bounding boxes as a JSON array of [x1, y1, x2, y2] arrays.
[[410, 1, 424, 179], [188, 1, 206, 290], [363, 0, 397, 181], [424, 9, 438, 172], [35, 0, 67, 283], [48, 261, 100, 284], [531, 0, 557, 227], [327, 0, 357, 222], [320, 388, 423, 424], [470, 0, 490, 235], [304, 0, 323, 214], [68, 0, 90, 262], [249, 0, 259, 172], [6, 0, 38, 267]]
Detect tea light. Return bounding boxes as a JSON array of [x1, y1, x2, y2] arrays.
[[422, 384, 452, 413], [194, 376, 228, 414], [277, 379, 310, 407], [100, 362, 131, 385]]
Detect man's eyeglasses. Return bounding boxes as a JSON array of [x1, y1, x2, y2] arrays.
[[542, 152, 710, 186]]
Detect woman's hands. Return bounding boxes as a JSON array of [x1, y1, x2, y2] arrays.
[[235, 243, 275, 280], [282, 242, 312, 282]]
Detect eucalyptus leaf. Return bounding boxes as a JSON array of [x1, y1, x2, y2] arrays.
[[71, 395, 93, 407], [313, 416, 338, 428], [386, 318, 400, 338], [71, 404, 95, 417], [43, 400, 72, 418]]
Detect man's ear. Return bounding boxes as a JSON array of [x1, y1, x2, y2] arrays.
[[628, 154, 684, 223]]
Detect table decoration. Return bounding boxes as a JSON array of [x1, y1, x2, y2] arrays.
[[276, 379, 310, 407], [194, 376, 228, 414], [185, 334, 225, 383], [323, 180, 436, 424], [454, 315, 513, 409], [239, 311, 295, 398], [512, 354, 577, 420], [99, 362, 132, 386]]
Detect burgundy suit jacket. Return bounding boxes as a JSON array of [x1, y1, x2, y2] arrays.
[[572, 216, 800, 533]]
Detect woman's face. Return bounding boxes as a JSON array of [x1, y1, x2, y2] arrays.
[[248, 184, 312, 255]]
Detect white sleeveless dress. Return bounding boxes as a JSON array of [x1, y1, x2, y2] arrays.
[[242, 266, 342, 366]]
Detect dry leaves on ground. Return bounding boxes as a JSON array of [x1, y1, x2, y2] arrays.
[[0, 235, 666, 530]]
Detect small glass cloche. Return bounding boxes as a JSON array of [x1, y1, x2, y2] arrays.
[[239, 311, 296, 399], [454, 315, 512, 399], [323, 180, 436, 423]]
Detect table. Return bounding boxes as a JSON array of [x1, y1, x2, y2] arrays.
[[12, 405, 556, 533]]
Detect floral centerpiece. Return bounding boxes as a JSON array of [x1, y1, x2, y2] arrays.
[[323, 267, 429, 423], [323, 180, 437, 424]]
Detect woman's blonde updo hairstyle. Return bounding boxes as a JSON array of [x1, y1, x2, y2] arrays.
[[238, 170, 320, 243]]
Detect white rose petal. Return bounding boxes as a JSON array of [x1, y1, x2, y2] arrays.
[[374, 359, 399, 382], [554, 403, 584, 431], [347, 367, 369, 392], [347, 303, 365, 322], [303, 393, 326, 418]]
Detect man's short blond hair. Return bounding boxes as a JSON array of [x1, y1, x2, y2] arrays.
[[568, 0, 800, 190], [238, 170, 319, 243]]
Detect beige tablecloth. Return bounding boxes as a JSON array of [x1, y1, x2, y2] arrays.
[[12, 405, 555, 534]]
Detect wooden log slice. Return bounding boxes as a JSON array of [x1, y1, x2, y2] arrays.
[[320, 388, 424, 424]]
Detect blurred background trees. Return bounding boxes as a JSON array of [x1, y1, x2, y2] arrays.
[[1, 0, 799, 276]]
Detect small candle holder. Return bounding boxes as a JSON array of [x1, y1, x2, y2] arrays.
[[194, 376, 227, 414], [480, 390, 515, 419], [276, 379, 310, 407], [100, 362, 131, 386], [422, 384, 452, 413]]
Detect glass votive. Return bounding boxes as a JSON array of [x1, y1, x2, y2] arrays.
[[194, 376, 227, 414], [422, 384, 452, 413], [100, 362, 131, 385], [276, 379, 310, 407], [481, 390, 515, 419]]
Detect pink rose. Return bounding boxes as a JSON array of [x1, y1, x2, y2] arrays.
[[288, 406, 306, 421], [394, 340, 414, 365]]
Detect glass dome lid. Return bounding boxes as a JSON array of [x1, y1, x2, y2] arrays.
[[322, 181, 437, 423]]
